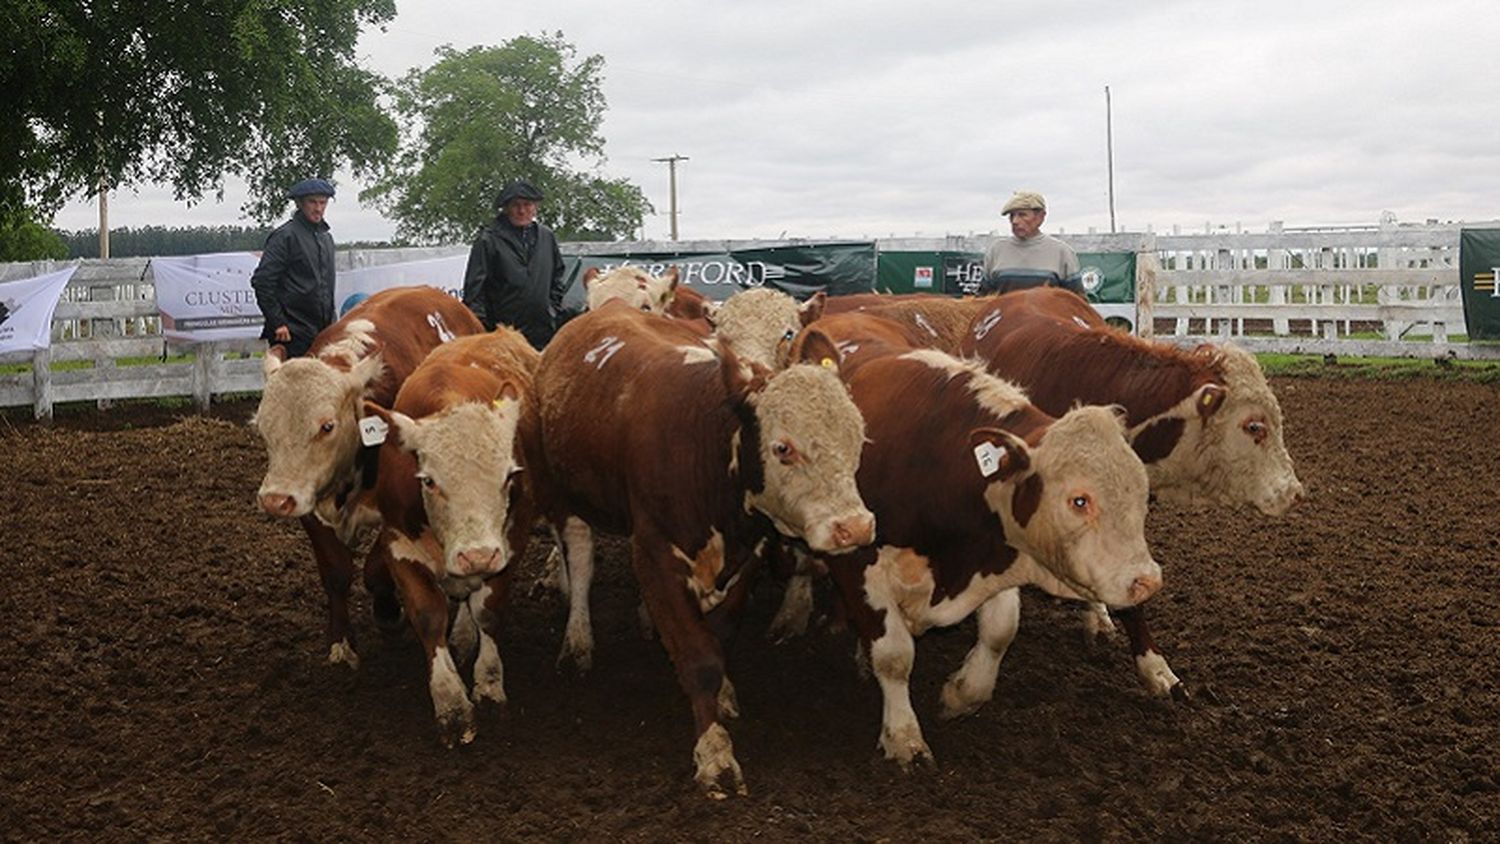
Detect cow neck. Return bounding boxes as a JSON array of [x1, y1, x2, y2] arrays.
[[1034, 328, 1214, 426]]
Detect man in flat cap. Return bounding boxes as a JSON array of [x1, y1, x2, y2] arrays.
[[980, 190, 1083, 297], [250, 178, 337, 357], [462, 178, 566, 349]]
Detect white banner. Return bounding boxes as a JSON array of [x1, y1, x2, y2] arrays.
[[0, 265, 78, 355], [151, 251, 469, 343], [336, 254, 466, 316], [151, 252, 264, 342]]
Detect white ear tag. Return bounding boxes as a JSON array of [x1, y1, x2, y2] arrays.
[[359, 416, 389, 447], [973, 441, 1002, 477]]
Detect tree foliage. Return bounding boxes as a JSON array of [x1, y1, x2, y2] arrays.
[[0, 208, 68, 262], [1, 0, 399, 224], [364, 33, 651, 244], [55, 225, 273, 258]]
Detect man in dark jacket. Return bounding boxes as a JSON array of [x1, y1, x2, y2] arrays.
[[251, 178, 338, 357], [463, 179, 566, 349]]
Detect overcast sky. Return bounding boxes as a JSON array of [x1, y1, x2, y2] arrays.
[[52, 0, 1500, 242]]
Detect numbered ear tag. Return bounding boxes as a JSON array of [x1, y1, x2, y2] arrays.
[[820, 357, 836, 369], [359, 415, 389, 447], [973, 441, 1002, 478]]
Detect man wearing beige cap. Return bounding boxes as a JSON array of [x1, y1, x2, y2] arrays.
[[979, 190, 1082, 296]]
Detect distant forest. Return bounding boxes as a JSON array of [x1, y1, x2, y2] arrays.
[[55, 226, 396, 258]]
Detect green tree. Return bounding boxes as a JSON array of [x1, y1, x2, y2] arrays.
[[365, 33, 651, 244], [0, 208, 68, 261], [1, 0, 399, 224]]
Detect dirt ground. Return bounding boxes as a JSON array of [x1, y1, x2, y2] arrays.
[[3, 374, 1498, 842]]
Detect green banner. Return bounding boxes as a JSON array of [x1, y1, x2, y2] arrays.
[[874, 250, 1135, 304], [1459, 229, 1500, 340], [1076, 251, 1136, 306], [560, 242, 876, 310]]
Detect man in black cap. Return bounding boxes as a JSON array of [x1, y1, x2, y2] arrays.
[[462, 178, 566, 349], [250, 178, 338, 357]]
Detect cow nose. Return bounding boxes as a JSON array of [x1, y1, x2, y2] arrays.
[[831, 513, 876, 549], [454, 547, 503, 576], [1127, 573, 1162, 605], [259, 493, 297, 518]]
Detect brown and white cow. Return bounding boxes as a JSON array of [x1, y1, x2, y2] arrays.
[[521, 302, 873, 797], [708, 287, 827, 370], [582, 265, 682, 314], [818, 349, 1160, 767], [361, 328, 540, 746], [959, 285, 1304, 699], [824, 292, 985, 355], [253, 285, 482, 667]]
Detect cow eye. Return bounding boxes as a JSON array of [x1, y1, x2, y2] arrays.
[[781, 329, 796, 342], [771, 440, 799, 465], [1069, 494, 1092, 512], [318, 420, 335, 435], [419, 474, 437, 490], [640, 303, 652, 312], [1243, 419, 1269, 444]]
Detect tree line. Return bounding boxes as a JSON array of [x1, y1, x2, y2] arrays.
[[2, 5, 651, 262]]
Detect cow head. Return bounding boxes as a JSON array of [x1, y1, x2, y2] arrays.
[[982, 404, 1160, 609], [584, 265, 681, 314], [253, 350, 385, 518], [713, 289, 827, 370], [365, 385, 527, 578], [727, 330, 874, 554], [1138, 344, 1304, 515]]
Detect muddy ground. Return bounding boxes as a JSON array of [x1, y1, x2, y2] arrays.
[[2, 374, 1498, 842]]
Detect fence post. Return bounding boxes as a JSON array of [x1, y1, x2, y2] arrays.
[[32, 347, 53, 422], [1135, 235, 1157, 337], [192, 342, 215, 412]]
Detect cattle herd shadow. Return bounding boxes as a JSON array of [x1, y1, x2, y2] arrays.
[[2, 375, 1497, 840]]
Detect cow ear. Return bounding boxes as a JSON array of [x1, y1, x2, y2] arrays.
[[721, 343, 770, 404], [263, 345, 286, 377], [582, 267, 601, 289], [347, 351, 385, 391], [662, 265, 680, 291], [968, 427, 1030, 482], [1194, 384, 1227, 419], [365, 401, 419, 453], [702, 299, 721, 329], [492, 379, 521, 406], [799, 291, 828, 326], [793, 328, 842, 374]]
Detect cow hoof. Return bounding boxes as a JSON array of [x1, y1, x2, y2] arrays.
[[327, 640, 359, 670], [556, 641, 594, 675], [1169, 682, 1191, 704], [1136, 651, 1182, 698], [718, 678, 740, 720], [937, 680, 988, 721], [693, 724, 748, 799], [436, 705, 478, 749], [879, 727, 934, 771], [472, 678, 507, 708], [1081, 603, 1117, 644]]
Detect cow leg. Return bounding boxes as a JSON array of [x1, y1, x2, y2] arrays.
[[1115, 605, 1186, 700], [363, 533, 405, 635], [827, 552, 932, 770], [939, 587, 1021, 720], [388, 555, 475, 747], [299, 514, 359, 668], [1082, 601, 1118, 642], [629, 533, 746, 799], [555, 516, 596, 673], [471, 571, 514, 708], [766, 543, 816, 643]]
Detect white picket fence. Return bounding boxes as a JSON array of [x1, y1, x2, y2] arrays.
[[2, 222, 1497, 419]]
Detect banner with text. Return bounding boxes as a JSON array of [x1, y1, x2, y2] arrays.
[[151, 253, 264, 342], [560, 242, 877, 311], [1459, 229, 1500, 340], [335, 255, 466, 317], [0, 265, 77, 355]]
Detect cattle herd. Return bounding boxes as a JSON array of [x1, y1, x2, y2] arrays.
[[251, 268, 1303, 799]]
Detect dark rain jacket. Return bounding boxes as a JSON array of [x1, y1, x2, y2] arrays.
[[462, 217, 566, 349], [250, 211, 336, 357]]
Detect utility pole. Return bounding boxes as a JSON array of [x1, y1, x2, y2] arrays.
[[652, 154, 689, 241], [97, 177, 110, 259], [1105, 85, 1117, 234]]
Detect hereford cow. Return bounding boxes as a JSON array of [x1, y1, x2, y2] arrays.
[[522, 302, 873, 797], [708, 287, 826, 369], [824, 292, 985, 354], [959, 285, 1304, 699], [582, 265, 681, 314], [360, 328, 540, 746], [818, 349, 1160, 767], [253, 286, 483, 667]]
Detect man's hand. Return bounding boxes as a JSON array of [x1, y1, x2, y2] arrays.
[[273, 325, 291, 342]]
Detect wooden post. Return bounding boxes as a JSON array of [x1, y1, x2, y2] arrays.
[[32, 347, 53, 421], [192, 342, 215, 411], [1135, 234, 1157, 338]]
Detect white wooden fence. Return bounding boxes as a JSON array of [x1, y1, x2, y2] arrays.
[[3, 222, 1497, 419]]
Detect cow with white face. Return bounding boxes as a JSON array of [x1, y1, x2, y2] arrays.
[[252, 286, 483, 667], [959, 285, 1304, 699], [818, 349, 1159, 767], [582, 265, 682, 314], [709, 288, 827, 370], [363, 327, 539, 747], [521, 301, 873, 797]]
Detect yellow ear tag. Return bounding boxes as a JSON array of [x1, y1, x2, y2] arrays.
[[492, 398, 510, 409], [1200, 392, 1216, 409], [820, 357, 836, 369]]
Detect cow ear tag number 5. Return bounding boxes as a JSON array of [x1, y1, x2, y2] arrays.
[[359, 415, 389, 447]]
